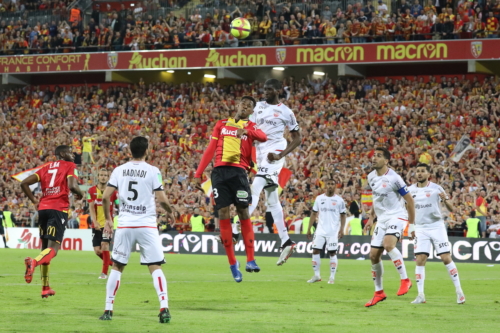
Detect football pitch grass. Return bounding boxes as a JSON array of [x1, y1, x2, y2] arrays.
[[0, 249, 498, 333]]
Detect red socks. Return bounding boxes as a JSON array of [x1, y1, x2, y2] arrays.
[[240, 218, 255, 262], [102, 251, 110, 275], [220, 219, 237, 265], [35, 247, 56, 266]]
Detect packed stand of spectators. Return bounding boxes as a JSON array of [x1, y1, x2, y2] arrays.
[[2, 0, 500, 55], [0, 0, 77, 15], [1, 73, 500, 237]]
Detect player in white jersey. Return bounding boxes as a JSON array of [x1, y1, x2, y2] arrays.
[[363, 147, 415, 307], [409, 163, 465, 304], [306, 179, 347, 284], [99, 136, 175, 323], [247, 79, 301, 266]]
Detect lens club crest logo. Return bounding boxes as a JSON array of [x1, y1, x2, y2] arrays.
[[471, 41, 482, 59], [107, 52, 118, 69], [425, 191, 431, 197], [276, 48, 286, 64]]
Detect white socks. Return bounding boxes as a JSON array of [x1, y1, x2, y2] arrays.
[[388, 248, 408, 279], [371, 261, 384, 291], [312, 254, 321, 277], [445, 262, 462, 292], [416, 266, 425, 294], [105, 269, 122, 311], [152, 269, 169, 309], [268, 203, 289, 246], [329, 256, 338, 280], [248, 176, 266, 216]]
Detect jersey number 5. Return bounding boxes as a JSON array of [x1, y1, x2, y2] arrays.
[[127, 181, 138, 201]]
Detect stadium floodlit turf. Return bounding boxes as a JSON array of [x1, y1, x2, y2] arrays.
[[0, 249, 498, 333]]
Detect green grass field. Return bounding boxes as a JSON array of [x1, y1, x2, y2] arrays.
[[0, 249, 498, 333]]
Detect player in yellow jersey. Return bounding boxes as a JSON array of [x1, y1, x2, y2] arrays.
[[88, 169, 118, 279]]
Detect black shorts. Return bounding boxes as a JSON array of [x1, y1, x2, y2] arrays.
[[0, 224, 4, 235], [38, 210, 68, 244], [211, 166, 252, 211], [92, 228, 111, 247]]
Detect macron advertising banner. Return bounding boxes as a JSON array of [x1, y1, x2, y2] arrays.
[[3, 229, 500, 264], [1, 39, 499, 74]]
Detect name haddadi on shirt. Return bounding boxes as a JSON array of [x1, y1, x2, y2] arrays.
[[367, 168, 409, 224], [312, 194, 347, 236], [107, 161, 164, 228]]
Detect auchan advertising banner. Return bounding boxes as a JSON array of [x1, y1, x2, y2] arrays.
[[0, 39, 498, 74]]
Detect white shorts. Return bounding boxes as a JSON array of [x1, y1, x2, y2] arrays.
[[112, 227, 165, 265], [370, 217, 407, 248], [256, 149, 285, 186], [312, 232, 339, 251], [414, 225, 451, 256]]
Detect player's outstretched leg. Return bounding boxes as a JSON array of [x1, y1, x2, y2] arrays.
[[265, 188, 295, 265]]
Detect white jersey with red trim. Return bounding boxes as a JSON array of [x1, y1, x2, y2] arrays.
[[367, 168, 409, 223], [108, 161, 164, 228], [409, 181, 446, 229], [249, 101, 299, 154]]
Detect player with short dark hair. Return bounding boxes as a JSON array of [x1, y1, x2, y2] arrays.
[[20, 145, 84, 298], [409, 163, 465, 304], [363, 146, 416, 307], [99, 136, 175, 323], [194, 96, 267, 282], [88, 168, 118, 279], [247, 78, 302, 266], [306, 178, 347, 284]]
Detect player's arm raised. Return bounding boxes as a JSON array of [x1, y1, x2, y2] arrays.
[[20, 174, 40, 206], [307, 210, 318, 240], [102, 186, 116, 236]]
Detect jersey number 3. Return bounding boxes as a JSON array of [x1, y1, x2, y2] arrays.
[[128, 181, 138, 201]]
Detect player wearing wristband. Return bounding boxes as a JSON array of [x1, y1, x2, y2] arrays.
[[88, 168, 118, 279], [363, 147, 415, 307], [194, 96, 267, 282], [409, 163, 465, 304], [20, 145, 84, 298]]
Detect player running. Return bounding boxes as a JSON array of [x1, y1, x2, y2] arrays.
[[409, 163, 465, 304], [248, 78, 301, 266], [99, 136, 175, 323], [194, 96, 267, 282], [306, 178, 347, 284], [88, 168, 118, 279], [363, 147, 415, 307], [20, 145, 84, 298]]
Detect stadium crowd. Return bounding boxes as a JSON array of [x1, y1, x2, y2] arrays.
[[1, 0, 500, 54], [0, 73, 499, 238]]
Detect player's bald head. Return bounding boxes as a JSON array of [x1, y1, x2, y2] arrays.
[[264, 79, 282, 90]]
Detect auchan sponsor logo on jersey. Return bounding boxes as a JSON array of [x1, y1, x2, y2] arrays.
[[376, 43, 448, 61], [221, 128, 238, 136], [296, 46, 364, 63]]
